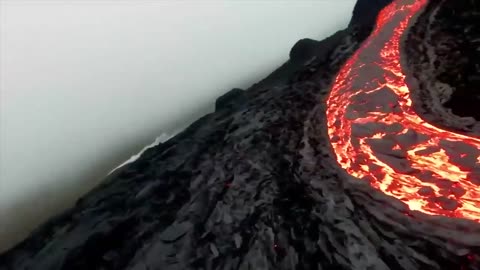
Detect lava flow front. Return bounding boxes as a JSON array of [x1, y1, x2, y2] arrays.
[[327, 0, 480, 222]]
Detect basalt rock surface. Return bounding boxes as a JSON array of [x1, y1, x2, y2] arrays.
[[1, 1, 479, 270], [404, 0, 480, 133]]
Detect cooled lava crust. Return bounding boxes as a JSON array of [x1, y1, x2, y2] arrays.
[[327, 0, 480, 222]]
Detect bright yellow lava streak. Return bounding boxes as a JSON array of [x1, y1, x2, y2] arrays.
[[327, 0, 480, 221]]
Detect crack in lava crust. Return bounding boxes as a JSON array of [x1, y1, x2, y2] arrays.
[[327, 0, 480, 222]]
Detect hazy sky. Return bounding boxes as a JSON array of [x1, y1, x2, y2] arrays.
[[0, 0, 356, 251]]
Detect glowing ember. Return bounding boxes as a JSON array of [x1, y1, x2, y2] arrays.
[[327, 0, 480, 222]]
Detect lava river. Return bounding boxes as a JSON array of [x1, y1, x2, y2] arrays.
[[326, 0, 480, 222]]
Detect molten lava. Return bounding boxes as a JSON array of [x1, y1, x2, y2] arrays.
[[327, 0, 480, 222]]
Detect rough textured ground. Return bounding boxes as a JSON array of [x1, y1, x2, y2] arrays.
[[404, 0, 480, 133], [1, 0, 479, 269]]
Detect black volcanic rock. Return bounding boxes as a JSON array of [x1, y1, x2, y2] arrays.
[[404, 0, 480, 134], [289, 38, 320, 63], [419, 0, 480, 120], [349, 0, 394, 27], [1, 1, 480, 270], [215, 88, 247, 111]]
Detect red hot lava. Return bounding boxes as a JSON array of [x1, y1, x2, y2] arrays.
[[327, 0, 480, 222]]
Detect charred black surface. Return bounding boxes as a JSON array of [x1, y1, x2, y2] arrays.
[[405, 0, 480, 129], [433, 0, 480, 120]]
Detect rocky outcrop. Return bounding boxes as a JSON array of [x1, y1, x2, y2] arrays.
[[349, 0, 393, 27], [404, 0, 480, 134]]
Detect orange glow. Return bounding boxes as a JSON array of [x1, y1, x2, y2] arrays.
[[327, 0, 480, 221]]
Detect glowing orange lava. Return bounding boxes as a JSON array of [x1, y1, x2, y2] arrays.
[[327, 0, 480, 222]]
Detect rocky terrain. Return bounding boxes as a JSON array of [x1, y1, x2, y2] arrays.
[[1, 0, 479, 269], [404, 0, 480, 134]]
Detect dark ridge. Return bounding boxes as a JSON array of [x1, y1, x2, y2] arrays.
[[348, 0, 394, 27]]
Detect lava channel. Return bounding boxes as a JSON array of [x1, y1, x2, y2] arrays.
[[327, 0, 480, 222]]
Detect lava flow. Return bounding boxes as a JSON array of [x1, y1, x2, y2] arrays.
[[327, 0, 480, 222]]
